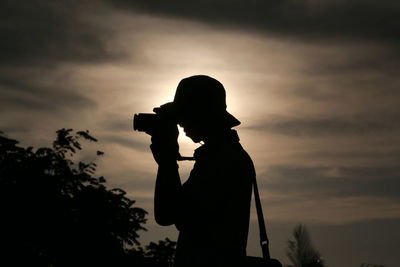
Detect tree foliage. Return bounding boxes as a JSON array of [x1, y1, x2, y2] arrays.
[[286, 224, 325, 267], [144, 238, 177, 267], [0, 129, 148, 266]]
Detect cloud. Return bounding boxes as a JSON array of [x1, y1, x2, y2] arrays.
[[256, 165, 400, 225], [0, 0, 119, 66], [260, 165, 400, 199], [307, 218, 400, 267], [100, 119, 135, 133], [0, 74, 96, 113], [250, 111, 400, 137], [108, 0, 400, 46], [101, 135, 149, 151], [0, 0, 122, 138]]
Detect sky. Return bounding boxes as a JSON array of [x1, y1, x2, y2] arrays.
[[1, 0, 399, 266]]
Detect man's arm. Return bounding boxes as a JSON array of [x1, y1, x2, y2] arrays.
[[150, 123, 182, 226], [154, 163, 181, 226]]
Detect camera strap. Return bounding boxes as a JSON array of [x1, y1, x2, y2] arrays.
[[252, 172, 271, 260], [176, 135, 270, 258], [177, 153, 195, 161]]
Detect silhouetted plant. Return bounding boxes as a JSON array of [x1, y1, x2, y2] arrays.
[[144, 238, 177, 267], [0, 129, 147, 266], [286, 224, 325, 267]]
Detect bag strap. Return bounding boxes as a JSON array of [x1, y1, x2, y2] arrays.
[[252, 173, 271, 260]]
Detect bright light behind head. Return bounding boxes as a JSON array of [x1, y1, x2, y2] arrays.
[[177, 125, 198, 154]]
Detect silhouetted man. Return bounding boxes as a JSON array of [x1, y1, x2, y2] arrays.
[[150, 75, 254, 267]]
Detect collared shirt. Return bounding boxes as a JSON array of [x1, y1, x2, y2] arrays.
[[174, 130, 254, 267]]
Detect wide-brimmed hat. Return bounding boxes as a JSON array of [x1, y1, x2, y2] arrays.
[[172, 75, 240, 128]]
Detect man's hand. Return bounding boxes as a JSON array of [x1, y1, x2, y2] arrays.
[[150, 121, 179, 165]]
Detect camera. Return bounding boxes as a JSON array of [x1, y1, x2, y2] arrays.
[[133, 102, 195, 161], [133, 113, 161, 133], [133, 102, 177, 133]]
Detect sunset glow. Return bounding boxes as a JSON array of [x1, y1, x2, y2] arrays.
[[1, 1, 399, 266]]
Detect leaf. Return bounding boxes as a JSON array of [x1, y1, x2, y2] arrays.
[[1, 128, 149, 264], [77, 130, 98, 142]]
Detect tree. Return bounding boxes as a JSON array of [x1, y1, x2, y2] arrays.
[[286, 224, 325, 267], [0, 129, 147, 266], [144, 238, 177, 267]]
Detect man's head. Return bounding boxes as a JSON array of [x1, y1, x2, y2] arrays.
[[172, 75, 240, 142]]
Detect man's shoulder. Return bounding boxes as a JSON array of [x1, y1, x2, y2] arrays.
[[218, 142, 255, 175]]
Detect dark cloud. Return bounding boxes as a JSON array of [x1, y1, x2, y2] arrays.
[[100, 119, 135, 133], [0, 0, 118, 66], [303, 46, 400, 78], [108, 0, 400, 45], [247, 218, 400, 267], [260, 165, 400, 199], [300, 150, 400, 167], [306, 218, 400, 267], [101, 135, 149, 151], [97, 120, 150, 151], [249, 111, 400, 136], [0, 72, 96, 114], [0, 0, 115, 133]]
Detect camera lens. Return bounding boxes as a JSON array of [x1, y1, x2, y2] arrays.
[[133, 113, 158, 132]]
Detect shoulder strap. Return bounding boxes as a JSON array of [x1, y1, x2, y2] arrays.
[[252, 173, 271, 260]]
